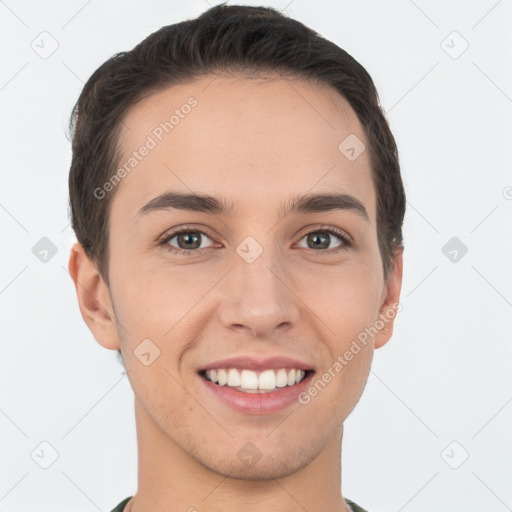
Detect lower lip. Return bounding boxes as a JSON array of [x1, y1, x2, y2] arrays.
[[199, 371, 315, 415]]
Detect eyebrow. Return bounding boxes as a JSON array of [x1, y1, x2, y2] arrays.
[[136, 191, 369, 222]]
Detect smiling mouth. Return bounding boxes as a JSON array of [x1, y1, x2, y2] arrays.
[[198, 368, 314, 393]]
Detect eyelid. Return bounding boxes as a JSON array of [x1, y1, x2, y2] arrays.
[[296, 223, 353, 244]]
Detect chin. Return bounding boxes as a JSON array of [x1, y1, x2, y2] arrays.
[[209, 458, 308, 481], [194, 442, 315, 481]]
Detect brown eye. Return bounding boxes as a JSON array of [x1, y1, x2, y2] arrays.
[[306, 232, 331, 250], [297, 226, 352, 253], [160, 229, 215, 254], [175, 232, 202, 250]]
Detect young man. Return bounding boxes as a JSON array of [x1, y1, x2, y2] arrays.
[[67, 4, 405, 511]]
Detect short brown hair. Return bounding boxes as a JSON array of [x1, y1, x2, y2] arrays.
[[68, 3, 405, 291]]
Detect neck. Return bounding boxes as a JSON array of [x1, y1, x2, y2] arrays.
[[129, 397, 352, 512]]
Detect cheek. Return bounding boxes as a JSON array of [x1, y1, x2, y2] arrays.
[[111, 257, 213, 330], [112, 261, 384, 364], [297, 264, 382, 393], [300, 263, 382, 328]]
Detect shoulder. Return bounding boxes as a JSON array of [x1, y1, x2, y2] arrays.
[[109, 496, 133, 512], [345, 497, 370, 512]]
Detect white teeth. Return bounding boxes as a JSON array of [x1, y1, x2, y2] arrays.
[[217, 368, 227, 386], [227, 368, 241, 387], [240, 369, 259, 389], [276, 368, 288, 388], [258, 369, 276, 390], [203, 368, 308, 391]]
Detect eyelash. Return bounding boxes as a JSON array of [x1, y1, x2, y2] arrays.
[[158, 224, 353, 256]]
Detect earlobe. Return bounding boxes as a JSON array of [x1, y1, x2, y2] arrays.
[[374, 246, 404, 349], [68, 242, 120, 350]]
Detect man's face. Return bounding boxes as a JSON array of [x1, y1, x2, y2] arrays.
[[103, 74, 400, 478]]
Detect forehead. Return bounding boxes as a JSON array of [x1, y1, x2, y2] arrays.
[[113, 74, 375, 222]]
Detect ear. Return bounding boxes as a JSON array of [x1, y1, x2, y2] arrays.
[[68, 242, 120, 350], [374, 246, 404, 349]]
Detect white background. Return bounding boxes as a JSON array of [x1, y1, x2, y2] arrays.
[[1, 1, 511, 511]]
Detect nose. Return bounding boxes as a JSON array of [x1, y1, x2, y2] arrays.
[[217, 249, 300, 338]]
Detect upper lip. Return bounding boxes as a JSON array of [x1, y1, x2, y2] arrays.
[[199, 355, 315, 373]]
